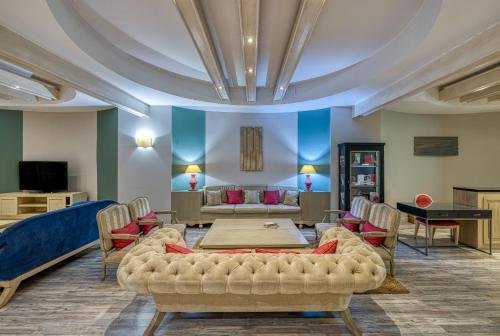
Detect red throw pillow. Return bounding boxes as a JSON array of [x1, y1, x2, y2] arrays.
[[111, 221, 140, 250], [139, 211, 158, 235], [226, 190, 243, 204], [263, 190, 279, 205], [312, 240, 338, 254], [211, 249, 252, 254], [256, 248, 300, 254], [165, 244, 193, 254], [361, 221, 387, 247], [342, 212, 359, 232]]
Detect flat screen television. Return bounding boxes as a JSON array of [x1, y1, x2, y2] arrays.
[[19, 161, 68, 192]]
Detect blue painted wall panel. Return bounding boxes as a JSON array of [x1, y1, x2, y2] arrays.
[[172, 107, 205, 191], [298, 108, 331, 191]]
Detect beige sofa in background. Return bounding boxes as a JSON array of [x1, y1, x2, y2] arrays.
[[172, 184, 331, 228], [117, 227, 386, 336]]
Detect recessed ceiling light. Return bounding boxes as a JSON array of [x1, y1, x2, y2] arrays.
[[248, 68, 253, 74], [13, 85, 20, 89], [279, 86, 284, 90], [218, 85, 222, 90], [247, 37, 253, 44]]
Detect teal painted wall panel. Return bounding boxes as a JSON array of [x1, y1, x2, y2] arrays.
[[298, 108, 331, 191], [97, 108, 118, 200], [172, 107, 205, 191], [0, 110, 23, 192]]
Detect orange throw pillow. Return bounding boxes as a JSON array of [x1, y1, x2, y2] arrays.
[[165, 244, 193, 254], [312, 240, 338, 254]]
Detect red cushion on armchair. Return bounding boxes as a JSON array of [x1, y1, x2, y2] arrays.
[[342, 212, 359, 232], [111, 221, 140, 250], [139, 211, 158, 235], [361, 222, 387, 247]]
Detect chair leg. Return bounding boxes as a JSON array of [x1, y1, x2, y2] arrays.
[[340, 308, 362, 336], [414, 222, 420, 239], [101, 262, 107, 281], [430, 227, 436, 246], [454, 226, 460, 246], [0, 281, 20, 309], [144, 310, 166, 336], [389, 258, 395, 277]]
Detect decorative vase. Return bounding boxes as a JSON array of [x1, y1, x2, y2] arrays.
[[189, 174, 197, 191], [304, 174, 312, 192]]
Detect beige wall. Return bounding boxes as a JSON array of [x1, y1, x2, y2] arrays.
[[23, 111, 98, 199], [118, 106, 172, 209], [330, 107, 381, 208], [381, 110, 500, 206]]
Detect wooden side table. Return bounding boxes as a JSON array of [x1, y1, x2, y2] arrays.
[[171, 191, 203, 227], [299, 191, 331, 227]]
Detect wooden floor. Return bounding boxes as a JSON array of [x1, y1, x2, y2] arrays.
[[1, 224, 500, 335]]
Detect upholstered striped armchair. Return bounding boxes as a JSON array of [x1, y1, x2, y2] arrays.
[[128, 197, 186, 238], [360, 203, 401, 276], [315, 196, 371, 239], [96, 204, 139, 280]]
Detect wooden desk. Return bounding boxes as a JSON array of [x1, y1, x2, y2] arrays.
[[397, 202, 492, 255]]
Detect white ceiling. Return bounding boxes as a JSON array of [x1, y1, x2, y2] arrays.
[[1, 0, 500, 113]]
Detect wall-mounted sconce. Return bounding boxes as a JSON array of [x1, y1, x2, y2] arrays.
[[135, 129, 154, 149], [185, 164, 202, 191], [300, 165, 316, 191]]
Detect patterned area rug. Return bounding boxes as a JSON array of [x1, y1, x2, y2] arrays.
[[362, 276, 410, 295], [186, 227, 409, 295]]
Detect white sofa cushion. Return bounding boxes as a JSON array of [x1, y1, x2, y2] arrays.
[[234, 204, 268, 213], [200, 204, 235, 214], [267, 204, 301, 213]]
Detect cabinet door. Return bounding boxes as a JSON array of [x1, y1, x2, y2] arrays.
[[481, 195, 500, 247], [300, 192, 331, 223], [0, 197, 18, 216], [47, 197, 67, 212]]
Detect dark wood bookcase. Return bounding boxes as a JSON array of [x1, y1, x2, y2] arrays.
[[338, 142, 385, 211]]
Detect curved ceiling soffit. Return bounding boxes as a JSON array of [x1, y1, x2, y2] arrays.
[[47, 0, 441, 106], [0, 86, 76, 105], [46, 0, 221, 104], [70, 1, 209, 82]]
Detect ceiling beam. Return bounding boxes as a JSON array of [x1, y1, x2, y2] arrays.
[[487, 92, 500, 102], [173, 0, 229, 101], [239, 0, 259, 102], [273, 0, 325, 101], [0, 25, 149, 116], [459, 83, 500, 102], [0, 85, 37, 102], [353, 20, 500, 117], [439, 66, 500, 101]]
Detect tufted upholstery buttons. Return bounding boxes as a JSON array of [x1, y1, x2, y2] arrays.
[[117, 227, 386, 295]]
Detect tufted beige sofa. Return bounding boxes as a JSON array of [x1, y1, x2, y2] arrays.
[[117, 227, 386, 336]]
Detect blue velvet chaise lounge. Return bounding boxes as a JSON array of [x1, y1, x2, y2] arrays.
[[0, 199, 115, 308]]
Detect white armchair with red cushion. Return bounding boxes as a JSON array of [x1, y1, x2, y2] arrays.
[[315, 196, 371, 238], [128, 197, 186, 238]]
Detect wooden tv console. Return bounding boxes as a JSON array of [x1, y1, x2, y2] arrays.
[[0, 192, 87, 219]]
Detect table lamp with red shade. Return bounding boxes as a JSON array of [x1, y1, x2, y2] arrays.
[[185, 165, 202, 191]]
